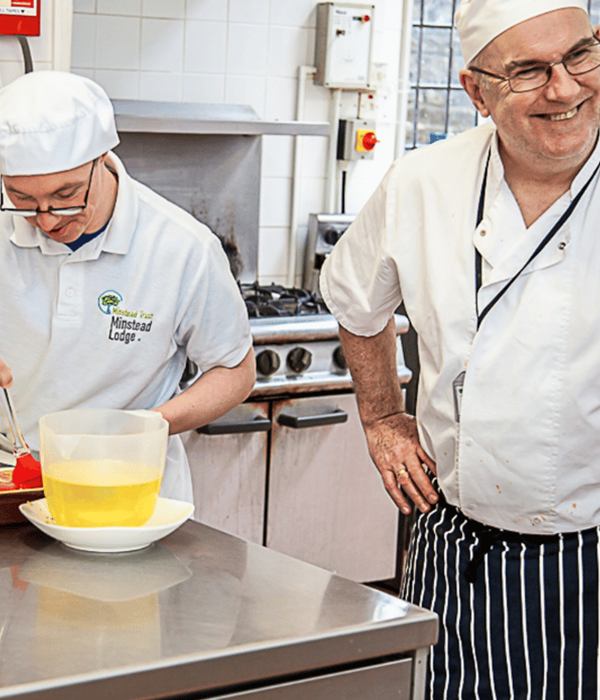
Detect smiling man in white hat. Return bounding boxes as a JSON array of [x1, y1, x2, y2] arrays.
[[0, 71, 254, 502], [320, 1, 600, 697]]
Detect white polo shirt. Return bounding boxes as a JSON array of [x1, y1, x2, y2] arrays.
[[321, 121, 600, 535], [0, 153, 252, 502]]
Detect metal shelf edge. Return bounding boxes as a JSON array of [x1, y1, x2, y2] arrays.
[[114, 116, 331, 137]]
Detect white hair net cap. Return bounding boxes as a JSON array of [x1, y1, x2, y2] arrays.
[[455, 0, 589, 65], [0, 71, 119, 176]]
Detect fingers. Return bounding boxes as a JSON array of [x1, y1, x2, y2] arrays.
[[380, 458, 436, 515], [394, 457, 437, 514], [365, 412, 438, 515], [381, 467, 414, 514], [0, 360, 12, 389], [406, 451, 438, 505]]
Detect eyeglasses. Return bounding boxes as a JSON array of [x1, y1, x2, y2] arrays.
[[0, 158, 97, 217], [469, 37, 600, 93]]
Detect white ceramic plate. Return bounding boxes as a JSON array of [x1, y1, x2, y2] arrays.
[[19, 497, 195, 553]]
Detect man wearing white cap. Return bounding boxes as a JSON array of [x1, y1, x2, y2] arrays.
[[321, 0, 600, 697], [0, 71, 254, 502]]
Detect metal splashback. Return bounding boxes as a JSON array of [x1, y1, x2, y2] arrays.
[[111, 100, 329, 283]]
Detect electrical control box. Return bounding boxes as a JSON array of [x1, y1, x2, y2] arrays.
[[0, 0, 41, 37], [337, 119, 378, 161], [314, 2, 375, 89]]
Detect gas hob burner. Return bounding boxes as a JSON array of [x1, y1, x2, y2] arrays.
[[240, 283, 329, 318]]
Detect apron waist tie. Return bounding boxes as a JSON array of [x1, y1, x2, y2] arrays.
[[436, 495, 563, 584]]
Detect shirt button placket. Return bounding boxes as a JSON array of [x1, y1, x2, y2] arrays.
[[57, 261, 82, 322]]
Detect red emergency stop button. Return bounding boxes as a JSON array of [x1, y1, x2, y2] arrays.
[[362, 14, 371, 22], [356, 129, 379, 151]]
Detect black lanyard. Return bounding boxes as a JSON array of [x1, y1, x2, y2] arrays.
[[475, 150, 600, 329]]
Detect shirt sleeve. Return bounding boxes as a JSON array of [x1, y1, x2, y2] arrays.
[[320, 162, 402, 337], [174, 234, 252, 372]]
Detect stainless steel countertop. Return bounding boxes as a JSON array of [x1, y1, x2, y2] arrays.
[[0, 520, 437, 700]]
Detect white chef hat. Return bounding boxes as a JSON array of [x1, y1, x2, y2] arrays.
[[455, 0, 589, 66], [0, 71, 119, 176]]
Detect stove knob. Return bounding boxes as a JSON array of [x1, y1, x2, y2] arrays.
[[287, 347, 312, 373], [324, 228, 343, 246], [333, 345, 348, 370], [256, 349, 281, 376]]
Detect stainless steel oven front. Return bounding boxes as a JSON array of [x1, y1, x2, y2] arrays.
[[181, 306, 411, 586]]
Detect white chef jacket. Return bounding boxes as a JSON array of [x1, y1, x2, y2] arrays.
[[321, 121, 600, 535], [0, 153, 252, 502]]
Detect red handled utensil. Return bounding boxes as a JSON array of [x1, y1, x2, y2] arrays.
[[0, 388, 42, 490]]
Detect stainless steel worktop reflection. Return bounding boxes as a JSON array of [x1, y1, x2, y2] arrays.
[[0, 521, 437, 700]]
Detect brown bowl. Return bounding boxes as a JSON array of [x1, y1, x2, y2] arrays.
[[0, 468, 44, 525]]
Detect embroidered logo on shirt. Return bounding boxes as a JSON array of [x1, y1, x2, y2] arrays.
[[98, 290, 154, 346], [98, 290, 123, 314]]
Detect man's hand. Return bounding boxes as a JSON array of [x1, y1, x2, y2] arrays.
[[364, 412, 437, 515], [338, 319, 438, 514], [0, 358, 12, 388]]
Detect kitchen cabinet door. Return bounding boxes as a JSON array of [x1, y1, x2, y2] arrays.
[[266, 394, 399, 582], [182, 402, 269, 545]]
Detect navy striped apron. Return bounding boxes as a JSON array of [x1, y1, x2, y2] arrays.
[[400, 494, 600, 699]]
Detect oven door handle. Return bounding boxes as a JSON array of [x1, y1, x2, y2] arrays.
[[196, 415, 271, 435], [277, 408, 348, 429]]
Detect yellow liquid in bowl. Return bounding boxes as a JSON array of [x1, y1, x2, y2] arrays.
[[43, 460, 161, 528]]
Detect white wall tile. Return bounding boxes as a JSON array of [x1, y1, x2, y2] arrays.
[[267, 26, 310, 78], [27, 62, 54, 72], [186, 0, 227, 21], [229, 0, 270, 25], [259, 177, 292, 227], [95, 16, 141, 70], [299, 177, 326, 222], [303, 80, 332, 122], [73, 0, 96, 12], [140, 71, 183, 100], [258, 226, 290, 280], [270, 0, 317, 28], [71, 68, 96, 80], [141, 19, 184, 72], [97, 0, 142, 15], [30, 6, 54, 64], [226, 23, 268, 75], [375, 0, 402, 31], [0, 62, 29, 88], [0, 36, 27, 65], [225, 75, 265, 117], [184, 21, 227, 74], [182, 73, 225, 102], [264, 76, 296, 121], [2, 32, 51, 67], [71, 13, 97, 68], [300, 136, 329, 179], [262, 135, 294, 178], [345, 168, 386, 214], [94, 69, 140, 99], [142, 0, 185, 19]]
